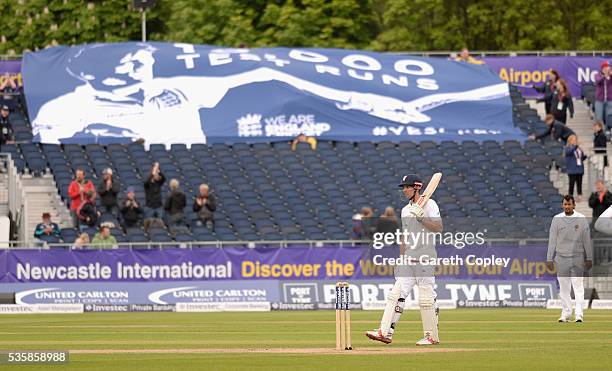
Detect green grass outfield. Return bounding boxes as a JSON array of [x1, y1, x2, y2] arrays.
[[0, 309, 611, 370]]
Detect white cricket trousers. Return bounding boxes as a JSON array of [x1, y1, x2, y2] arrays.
[[555, 255, 585, 318]]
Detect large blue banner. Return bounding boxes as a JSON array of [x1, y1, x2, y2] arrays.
[[23, 42, 520, 145]]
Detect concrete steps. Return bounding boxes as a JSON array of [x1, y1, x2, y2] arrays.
[[529, 99, 593, 216], [21, 174, 72, 244]]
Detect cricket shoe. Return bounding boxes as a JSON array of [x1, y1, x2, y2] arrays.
[[558, 316, 570, 323], [415, 336, 439, 346], [575, 316, 583, 323], [365, 329, 392, 344]]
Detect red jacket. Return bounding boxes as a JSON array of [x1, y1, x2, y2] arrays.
[[68, 180, 95, 211]]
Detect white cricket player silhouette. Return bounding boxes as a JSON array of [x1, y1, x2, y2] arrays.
[[31, 43, 509, 144]]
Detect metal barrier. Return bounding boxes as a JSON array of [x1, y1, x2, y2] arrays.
[[586, 153, 609, 192], [0, 237, 581, 250]]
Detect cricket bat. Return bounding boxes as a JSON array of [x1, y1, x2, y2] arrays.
[[416, 172, 442, 208]]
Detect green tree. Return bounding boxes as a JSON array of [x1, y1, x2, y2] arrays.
[[0, 0, 611, 54]]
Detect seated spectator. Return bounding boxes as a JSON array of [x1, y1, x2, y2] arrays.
[[532, 69, 560, 114], [291, 133, 317, 151], [360, 207, 375, 239], [593, 121, 608, 169], [589, 180, 612, 220], [33, 212, 61, 244], [91, 224, 117, 249], [68, 168, 95, 228], [97, 168, 120, 215], [0, 105, 14, 145], [77, 189, 100, 230], [595, 61, 612, 126], [376, 207, 399, 235], [454, 48, 484, 65], [72, 233, 90, 249], [351, 213, 363, 239], [164, 179, 186, 226], [551, 79, 574, 124], [121, 186, 143, 228], [529, 114, 575, 143], [193, 183, 216, 229], [144, 162, 165, 220]]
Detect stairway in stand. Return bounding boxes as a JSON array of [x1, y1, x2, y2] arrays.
[[21, 174, 72, 245]]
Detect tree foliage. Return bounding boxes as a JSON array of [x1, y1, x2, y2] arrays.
[[0, 0, 610, 55]]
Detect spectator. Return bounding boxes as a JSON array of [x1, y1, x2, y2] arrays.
[[97, 168, 120, 215], [454, 48, 484, 65], [164, 178, 186, 226], [551, 79, 574, 124], [351, 212, 363, 239], [593, 121, 608, 170], [33, 212, 61, 244], [121, 186, 143, 228], [589, 180, 612, 220], [77, 189, 100, 229], [565, 135, 586, 201], [0, 105, 14, 145], [532, 69, 560, 114], [0, 73, 18, 109], [530, 114, 575, 143], [291, 133, 317, 151], [375, 207, 399, 235], [360, 207, 375, 239], [595, 61, 612, 126], [72, 233, 90, 249], [193, 183, 216, 229], [91, 225, 117, 249], [144, 162, 166, 220], [68, 168, 95, 228]]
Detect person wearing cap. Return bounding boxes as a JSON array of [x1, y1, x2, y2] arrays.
[[68, 168, 95, 228], [0, 105, 14, 145], [121, 186, 143, 228], [97, 167, 120, 215], [595, 60, 612, 126], [366, 174, 443, 347], [34, 212, 61, 244]]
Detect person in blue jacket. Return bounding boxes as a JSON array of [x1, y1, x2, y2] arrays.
[[565, 134, 587, 202]]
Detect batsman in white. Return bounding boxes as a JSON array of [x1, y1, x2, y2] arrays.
[[366, 174, 443, 346]]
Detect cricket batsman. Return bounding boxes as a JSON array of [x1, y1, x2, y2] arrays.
[[546, 195, 592, 323], [366, 174, 443, 346]]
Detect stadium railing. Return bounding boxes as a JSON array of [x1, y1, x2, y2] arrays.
[[0, 237, 558, 250], [0, 153, 26, 245]]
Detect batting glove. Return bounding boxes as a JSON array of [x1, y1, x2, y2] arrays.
[[406, 204, 424, 221]]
